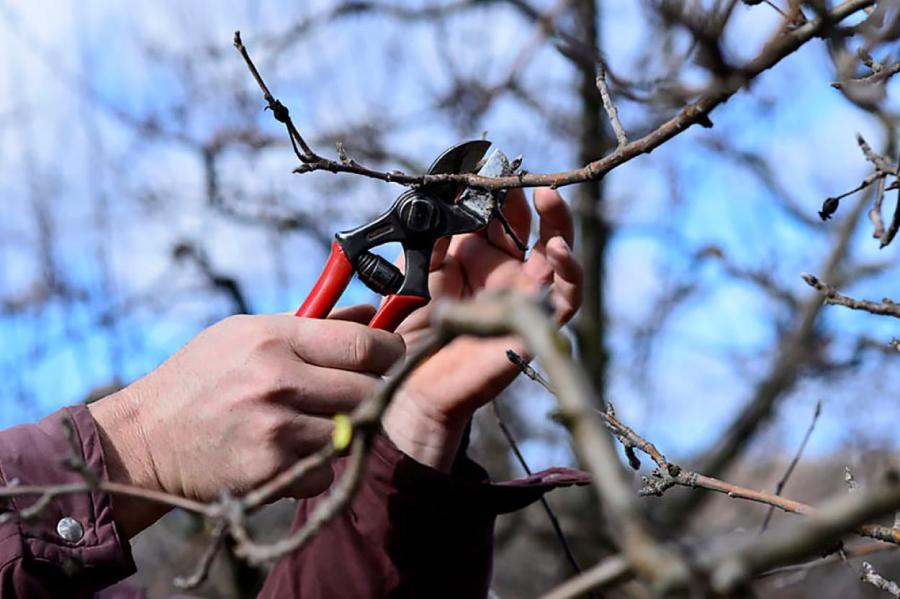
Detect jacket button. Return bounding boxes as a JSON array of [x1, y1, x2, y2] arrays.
[[56, 517, 83, 542]]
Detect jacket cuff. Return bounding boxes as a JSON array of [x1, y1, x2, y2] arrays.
[[0, 405, 136, 590], [369, 429, 590, 515]]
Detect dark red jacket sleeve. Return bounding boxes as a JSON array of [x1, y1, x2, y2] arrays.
[[261, 431, 589, 598], [0, 405, 136, 598], [0, 406, 586, 598]]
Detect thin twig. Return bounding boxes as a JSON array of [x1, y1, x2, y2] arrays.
[[861, 561, 900, 597], [759, 400, 822, 533], [802, 273, 900, 318], [870, 175, 886, 239], [833, 61, 900, 90], [758, 542, 897, 579], [881, 185, 900, 247], [233, 31, 317, 161], [506, 349, 553, 391], [857, 133, 897, 175], [541, 555, 631, 599], [0, 479, 215, 522], [174, 521, 227, 590], [494, 208, 529, 254], [492, 399, 584, 578], [762, 0, 789, 19], [595, 63, 628, 147]]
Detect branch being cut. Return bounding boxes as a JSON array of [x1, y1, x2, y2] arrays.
[[234, 0, 874, 191]]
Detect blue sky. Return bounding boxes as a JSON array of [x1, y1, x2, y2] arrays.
[[0, 0, 898, 473]]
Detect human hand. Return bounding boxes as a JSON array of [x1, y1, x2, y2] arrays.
[[383, 188, 582, 471], [89, 306, 404, 536]]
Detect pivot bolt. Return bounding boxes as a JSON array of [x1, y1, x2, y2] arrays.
[[400, 197, 436, 233]]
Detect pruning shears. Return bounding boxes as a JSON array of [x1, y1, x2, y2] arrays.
[[295, 140, 513, 331]]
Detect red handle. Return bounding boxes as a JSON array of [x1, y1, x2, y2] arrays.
[[296, 241, 428, 332], [296, 240, 355, 319], [368, 294, 429, 331]]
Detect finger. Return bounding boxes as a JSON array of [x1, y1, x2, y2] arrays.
[[545, 236, 582, 286], [522, 247, 555, 289], [277, 413, 337, 455], [328, 304, 376, 324], [454, 235, 527, 290], [274, 365, 381, 414], [535, 188, 575, 248], [545, 236, 583, 323], [483, 187, 531, 255], [267, 413, 339, 499], [430, 237, 451, 270], [287, 318, 406, 373]]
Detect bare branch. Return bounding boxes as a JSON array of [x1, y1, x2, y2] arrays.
[[234, 0, 875, 191], [492, 397, 583, 577], [861, 561, 900, 597], [833, 60, 900, 89], [847, 466, 863, 492], [595, 64, 628, 147], [759, 400, 822, 533], [434, 292, 692, 591], [803, 273, 900, 318], [709, 471, 900, 593], [541, 556, 631, 599], [857, 133, 897, 175], [174, 521, 227, 590]]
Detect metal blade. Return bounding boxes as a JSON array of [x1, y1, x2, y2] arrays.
[[427, 140, 491, 175], [455, 148, 511, 226], [425, 140, 491, 203]]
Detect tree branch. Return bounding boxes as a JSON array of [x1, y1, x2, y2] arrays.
[[234, 0, 874, 191], [803, 273, 900, 318]]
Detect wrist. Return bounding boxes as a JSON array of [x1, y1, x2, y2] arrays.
[[382, 392, 470, 474], [88, 388, 169, 537]]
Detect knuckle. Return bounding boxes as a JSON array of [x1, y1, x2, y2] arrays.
[[252, 331, 283, 356], [256, 361, 299, 394], [352, 331, 375, 368], [295, 426, 333, 456], [222, 314, 257, 337], [256, 412, 289, 442], [260, 456, 289, 483]]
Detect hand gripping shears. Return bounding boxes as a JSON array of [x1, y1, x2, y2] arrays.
[[295, 140, 512, 331]]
